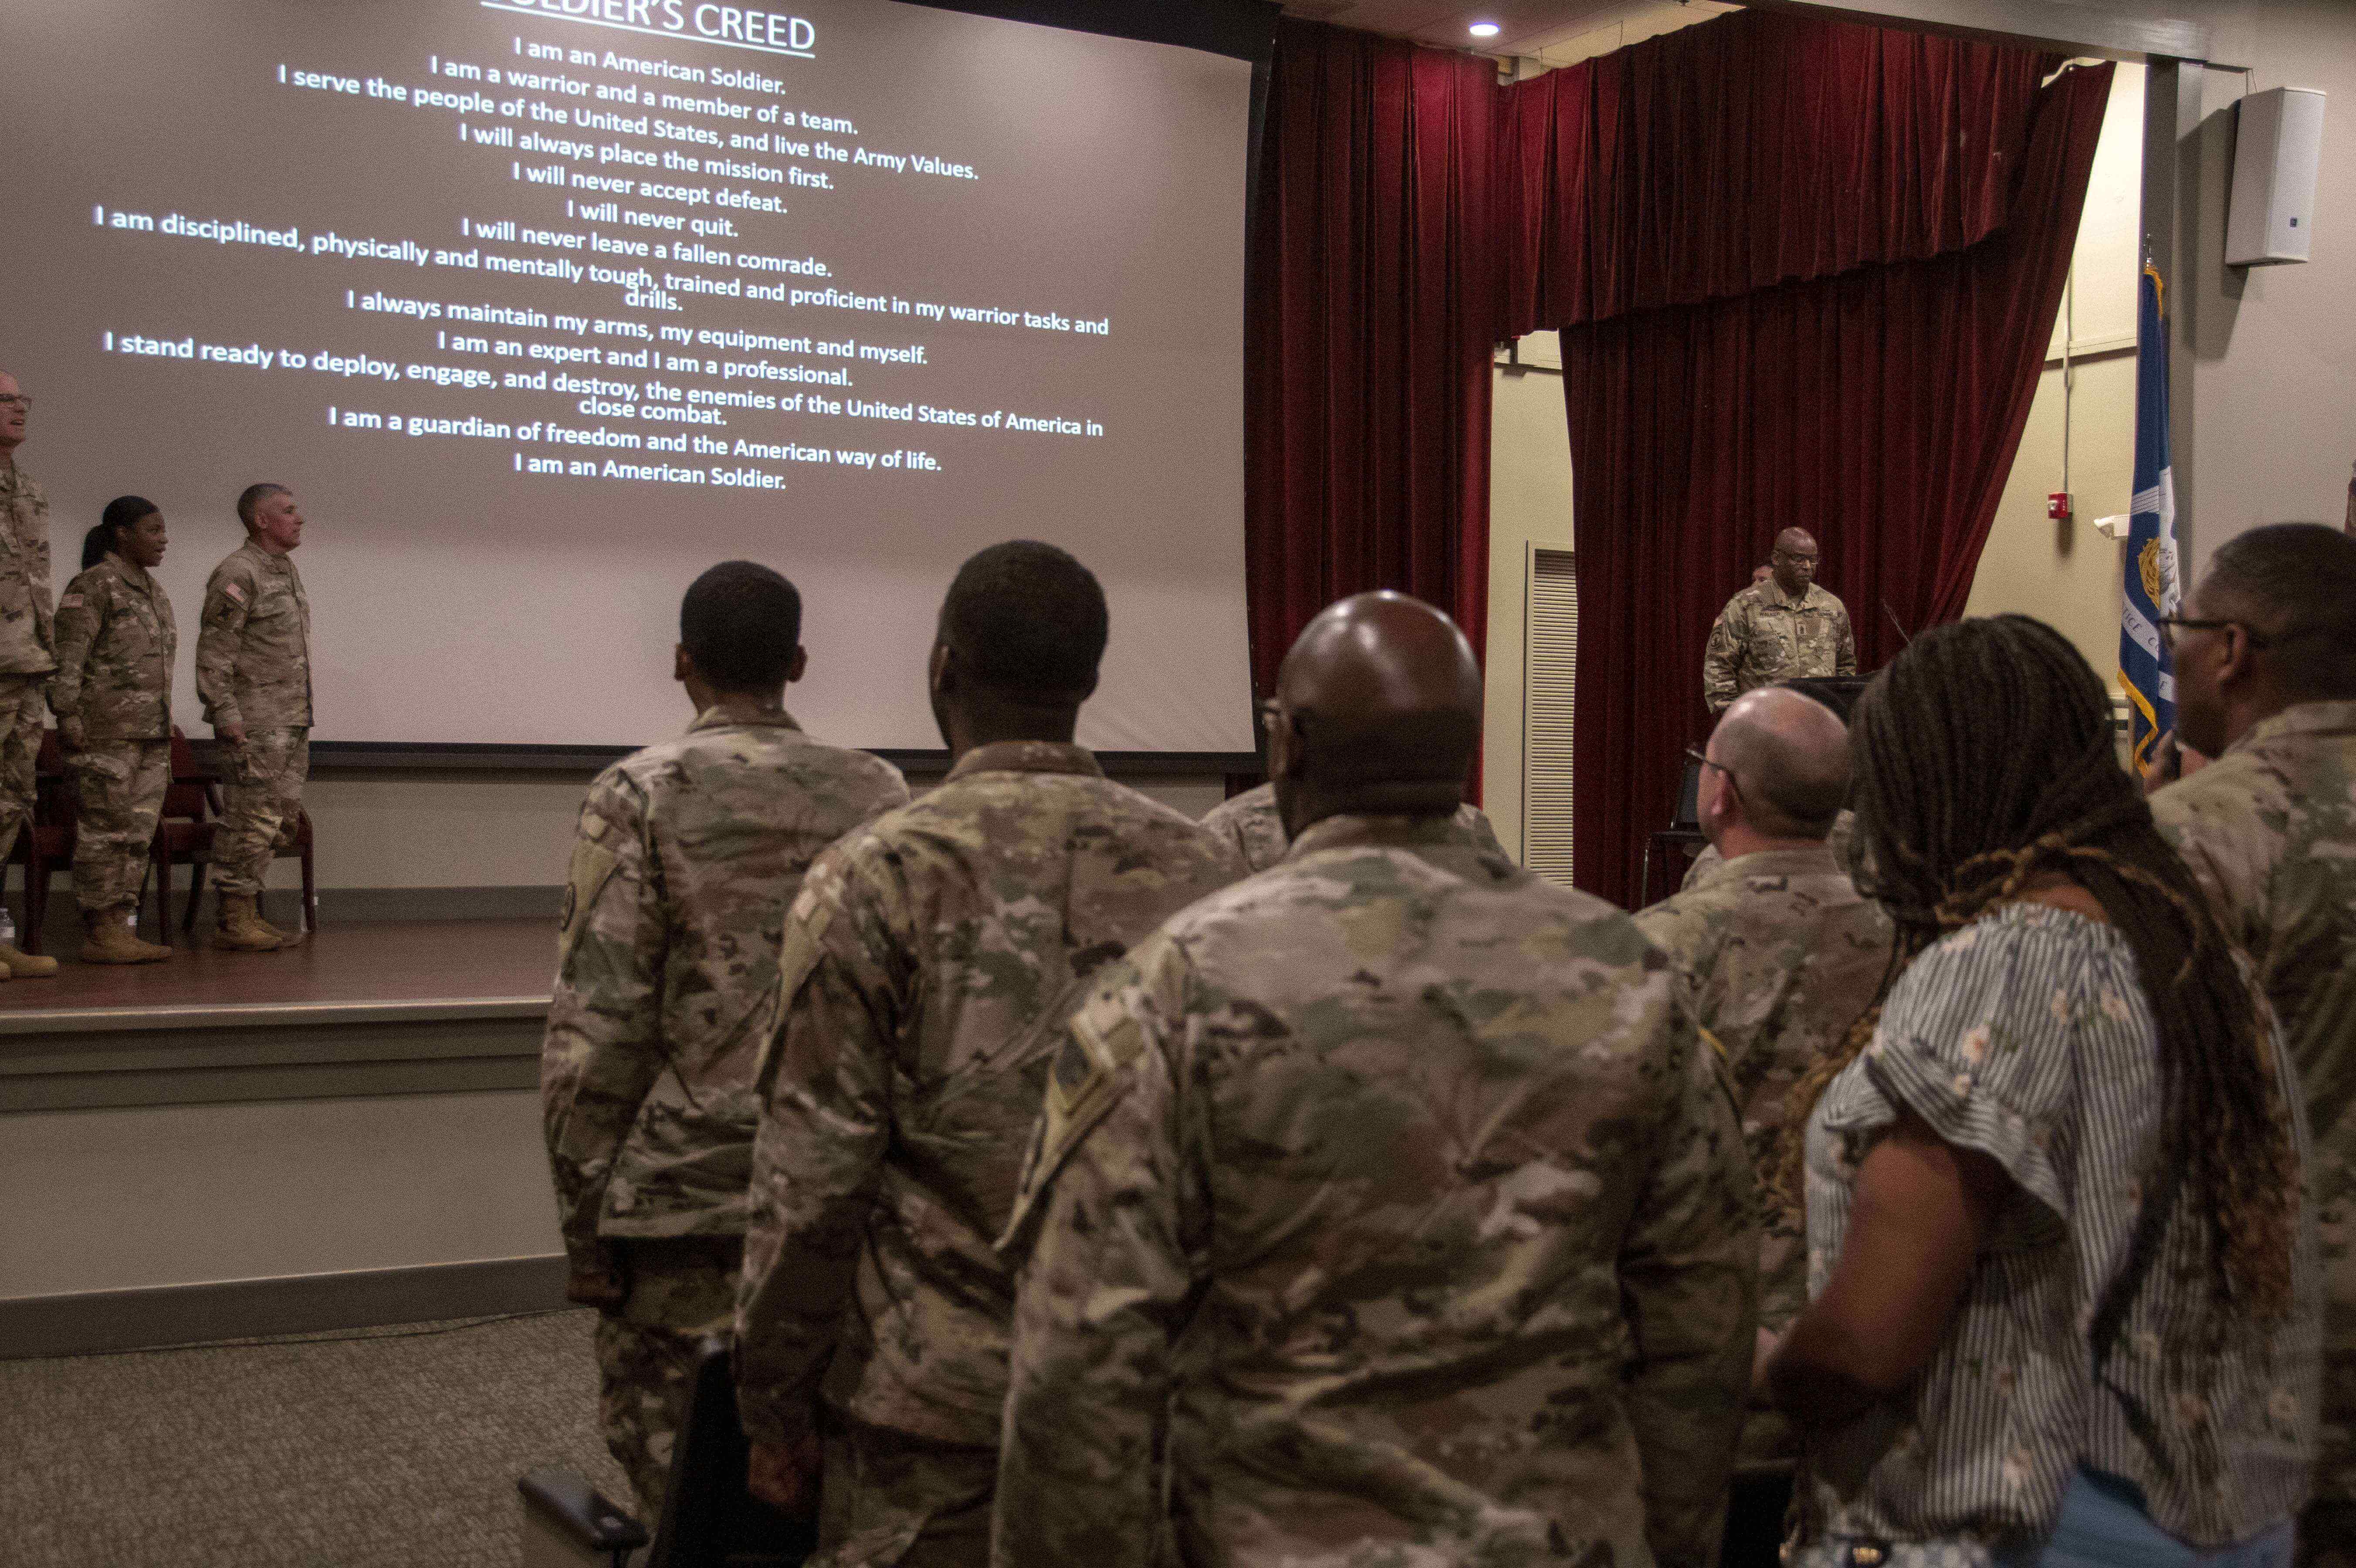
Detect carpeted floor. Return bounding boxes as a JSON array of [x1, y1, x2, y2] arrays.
[[0, 1309, 633, 1568]]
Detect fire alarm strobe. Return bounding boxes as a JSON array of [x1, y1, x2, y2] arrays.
[[2048, 492, 2073, 522]]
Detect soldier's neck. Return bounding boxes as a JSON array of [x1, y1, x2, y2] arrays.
[[1714, 821, 1827, 862]]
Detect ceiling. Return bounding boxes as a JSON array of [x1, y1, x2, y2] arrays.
[[1280, 0, 1740, 59]]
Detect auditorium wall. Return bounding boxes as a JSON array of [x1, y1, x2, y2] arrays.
[[2173, 0, 2356, 577]]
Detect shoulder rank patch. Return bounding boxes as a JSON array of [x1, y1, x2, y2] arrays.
[[59, 594, 81, 610], [995, 982, 1150, 1259], [556, 835, 621, 968]]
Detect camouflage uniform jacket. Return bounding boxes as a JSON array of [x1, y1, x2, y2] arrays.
[[736, 740, 1244, 1453], [2153, 699, 2356, 1505], [1702, 581, 1855, 714], [994, 813, 1759, 1568], [0, 464, 56, 676], [541, 708, 908, 1277], [1201, 779, 1506, 873], [49, 556, 176, 741], [196, 539, 309, 730], [1633, 844, 1892, 1473]]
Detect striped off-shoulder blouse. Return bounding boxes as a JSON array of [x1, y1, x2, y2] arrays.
[[1792, 902, 2320, 1566]]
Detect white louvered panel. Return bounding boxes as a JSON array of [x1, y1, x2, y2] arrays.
[[1523, 548, 1578, 888]]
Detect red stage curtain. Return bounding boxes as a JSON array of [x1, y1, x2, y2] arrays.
[[1557, 58, 2113, 906], [1243, 19, 1498, 707], [1496, 11, 2052, 333]]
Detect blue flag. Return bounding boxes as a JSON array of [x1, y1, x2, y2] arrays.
[[2120, 265, 2179, 772]]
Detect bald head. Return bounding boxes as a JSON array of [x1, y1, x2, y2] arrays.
[[1770, 528, 1821, 598], [1709, 685, 1850, 840], [1271, 591, 1482, 831]]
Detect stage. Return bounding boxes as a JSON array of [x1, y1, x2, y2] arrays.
[[0, 919, 570, 1358], [0, 919, 556, 1115]]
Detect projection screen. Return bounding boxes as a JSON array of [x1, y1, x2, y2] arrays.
[[0, 0, 1261, 756]]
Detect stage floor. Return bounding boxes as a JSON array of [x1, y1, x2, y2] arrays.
[[0, 919, 556, 1019]]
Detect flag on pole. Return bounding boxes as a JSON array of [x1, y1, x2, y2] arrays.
[[2120, 264, 2179, 772]]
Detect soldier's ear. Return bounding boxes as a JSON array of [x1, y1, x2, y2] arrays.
[[673, 643, 694, 686], [786, 645, 808, 685]]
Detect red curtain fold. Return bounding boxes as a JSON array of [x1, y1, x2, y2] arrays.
[[1243, 18, 1497, 708], [1496, 10, 2050, 335], [1561, 59, 2114, 906]]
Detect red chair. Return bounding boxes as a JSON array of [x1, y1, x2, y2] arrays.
[[10, 729, 78, 956], [155, 729, 319, 943]]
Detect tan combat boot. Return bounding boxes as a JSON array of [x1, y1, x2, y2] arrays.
[[0, 939, 56, 977], [256, 905, 307, 947], [81, 909, 172, 965], [212, 894, 286, 953]]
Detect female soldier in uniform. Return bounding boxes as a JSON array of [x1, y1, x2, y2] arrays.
[[51, 495, 176, 963]]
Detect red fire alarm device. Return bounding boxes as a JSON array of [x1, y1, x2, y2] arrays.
[[2048, 492, 2073, 521]]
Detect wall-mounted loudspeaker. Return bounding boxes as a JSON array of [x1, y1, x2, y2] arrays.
[[2227, 87, 2327, 267]]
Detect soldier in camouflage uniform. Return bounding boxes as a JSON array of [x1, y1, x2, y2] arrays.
[[544, 561, 909, 1523], [2149, 524, 2356, 1568], [195, 483, 312, 952], [736, 542, 1242, 1565], [0, 369, 60, 979], [995, 591, 1757, 1568], [1633, 686, 1892, 1567], [1703, 528, 1855, 715], [51, 497, 179, 964], [1201, 777, 1505, 872]]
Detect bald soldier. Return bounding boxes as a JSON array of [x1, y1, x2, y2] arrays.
[[542, 561, 909, 1524], [2150, 524, 2356, 1568], [1632, 686, 1892, 1568], [994, 591, 1757, 1568], [1703, 528, 1855, 715], [1201, 779, 1504, 872], [736, 541, 1242, 1565]]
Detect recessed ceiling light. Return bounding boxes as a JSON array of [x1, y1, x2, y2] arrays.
[[1469, 21, 1501, 37]]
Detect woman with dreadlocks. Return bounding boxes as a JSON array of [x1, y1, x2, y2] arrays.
[[1764, 615, 2319, 1565]]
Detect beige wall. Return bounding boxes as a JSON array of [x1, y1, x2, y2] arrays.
[[1963, 64, 2146, 678], [1482, 358, 1577, 862], [2177, 0, 2356, 578]]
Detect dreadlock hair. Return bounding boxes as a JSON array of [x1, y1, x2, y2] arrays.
[[1777, 614, 2295, 1350]]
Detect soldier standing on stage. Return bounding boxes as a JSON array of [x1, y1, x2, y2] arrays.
[[542, 561, 908, 1525], [51, 497, 178, 965], [1201, 777, 1506, 872], [736, 541, 1241, 1566], [994, 591, 1757, 1568], [1703, 528, 1856, 715], [2151, 523, 2356, 1568], [196, 483, 312, 952], [0, 368, 61, 980]]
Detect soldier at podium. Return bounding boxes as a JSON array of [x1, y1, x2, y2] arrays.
[[1703, 529, 1855, 715]]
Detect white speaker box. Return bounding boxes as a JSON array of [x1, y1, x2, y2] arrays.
[[2227, 87, 2327, 267]]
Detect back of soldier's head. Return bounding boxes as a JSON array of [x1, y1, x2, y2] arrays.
[[1277, 591, 1481, 805], [1716, 685, 1851, 838], [680, 561, 802, 693], [939, 541, 1107, 702], [2200, 523, 2356, 700]]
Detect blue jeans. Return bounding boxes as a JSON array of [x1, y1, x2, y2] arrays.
[[2018, 1467, 2295, 1568]]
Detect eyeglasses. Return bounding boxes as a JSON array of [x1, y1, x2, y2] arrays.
[[0, 395, 30, 412], [1685, 746, 1741, 802], [2158, 616, 2272, 655]]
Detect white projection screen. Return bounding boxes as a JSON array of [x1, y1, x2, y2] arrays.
[[1, 0, 1261, 757]]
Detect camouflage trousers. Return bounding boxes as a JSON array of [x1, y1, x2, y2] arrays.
[[813, 1416, 996, 1568], [2301, 1501, 2356, 1568], [70, 740, 169, 915], [211, 727, 307, 897], [592, 1233, 743, 1526], [0, 674, 44, 867]]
